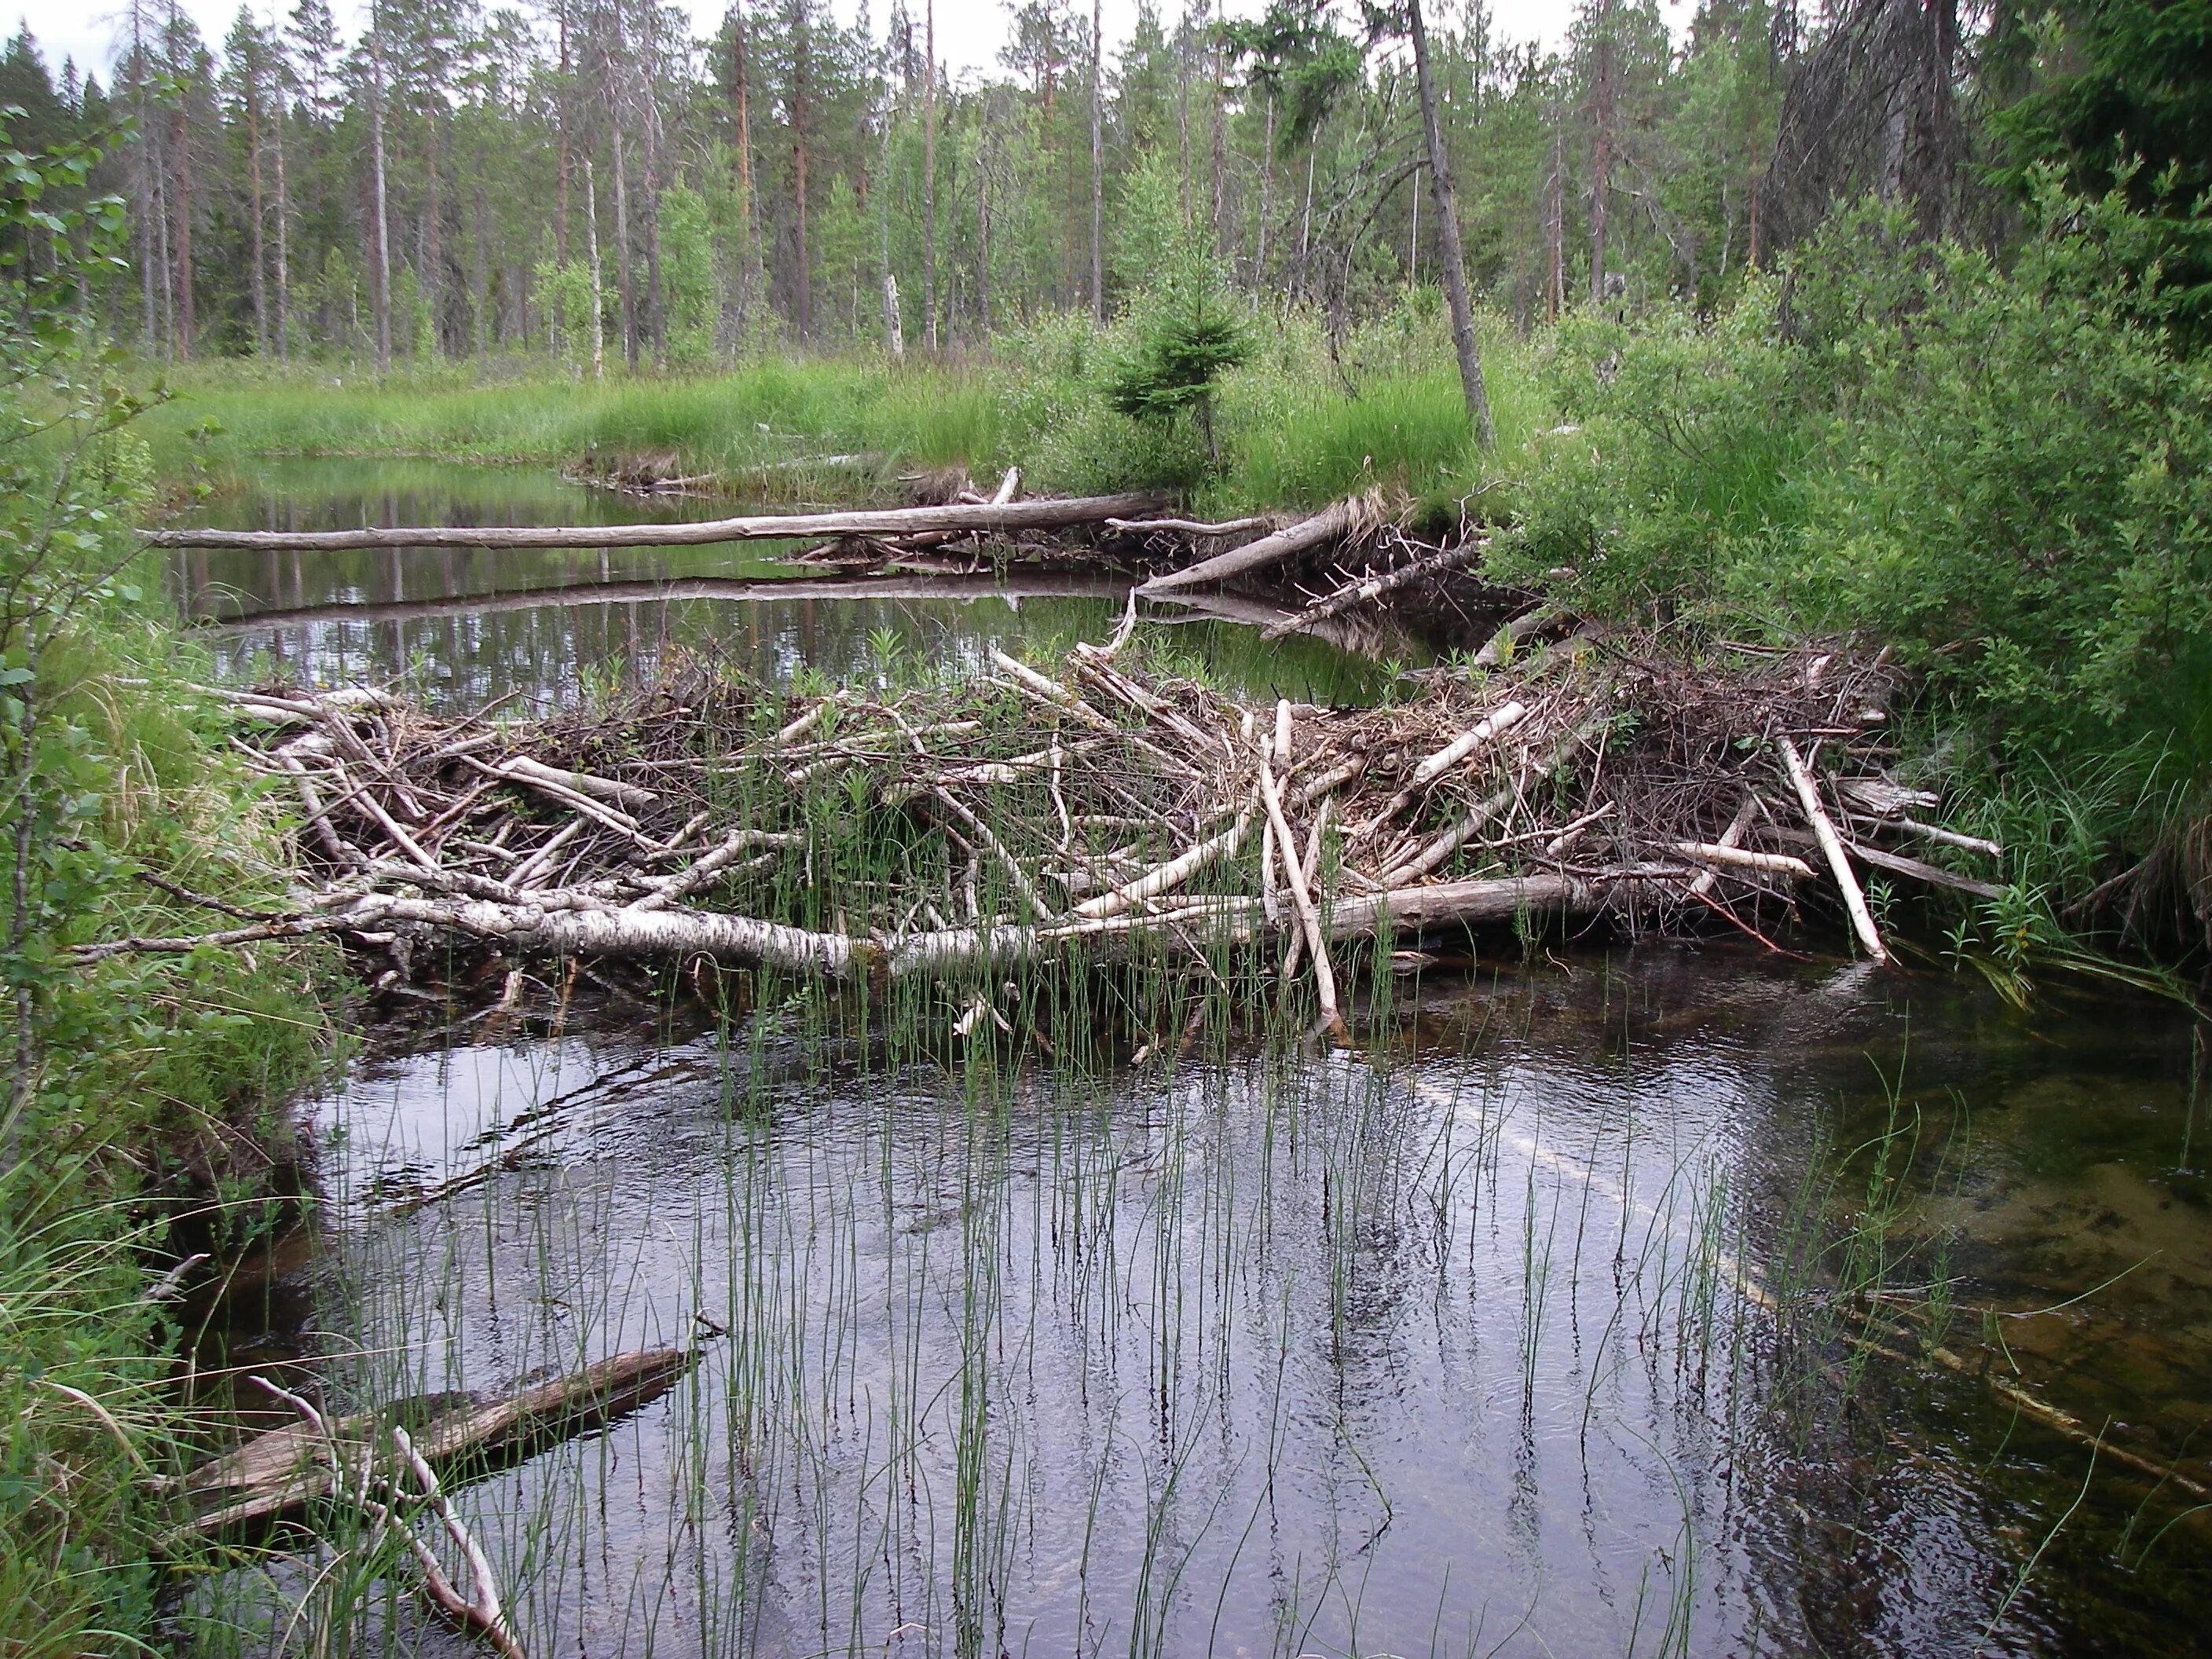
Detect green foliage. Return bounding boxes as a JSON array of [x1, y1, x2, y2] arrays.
[[1101, 240, 1250, 478], [1988, 0, 2212, 336], [658, 182, 720, 368], [0, 108, 331, 1659], [1498, 189, 2212, 903]]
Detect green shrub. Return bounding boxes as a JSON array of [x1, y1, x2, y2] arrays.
[[1498, 192, 2212, 793]]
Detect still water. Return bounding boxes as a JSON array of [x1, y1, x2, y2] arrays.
[[170, 460, 2212, 1657], [169, 460, 1410, 709], [200, 947, 2212, 1658]]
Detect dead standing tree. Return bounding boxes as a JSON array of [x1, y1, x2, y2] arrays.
[[1757, 0, 1966, 253]]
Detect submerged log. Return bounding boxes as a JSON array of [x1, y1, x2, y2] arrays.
[[183, 1346, 698, 1540], [146, 493, 1170, 554]]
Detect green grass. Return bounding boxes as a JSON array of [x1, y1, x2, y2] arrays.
[[138, 303, 1550, 517]]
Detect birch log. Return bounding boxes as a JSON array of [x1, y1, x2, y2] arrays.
[[1136, 498, 1357, 594]]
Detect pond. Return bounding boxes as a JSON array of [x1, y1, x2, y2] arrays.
[[169, 460, 1414, 710], [168, 457, 2212, 1658], [194, 945, 2212, 1658]]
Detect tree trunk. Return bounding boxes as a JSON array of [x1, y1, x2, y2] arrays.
[[471, 186, 489, 357], [612, 119, 637, 368], [791, 0, 811, 344], [1588, 0, 1613, 306], [585, 158, 605, 379], [171, 99, 193, 358], [975, 93, 992, 332], [1547, 111, 1565, 320], [1405, 0, 1493, 447], [1209, 0, 1225, 248], [369, 7, 393, 375], [246, 68, 266, 357], [424, 115, 445, 356], [272, 84, 290, 361], [1136, 499, 1356, 593], [922, 0, 936, 350], [1089, 0, 1104, 322], [641, 68, 665, 362], [1255, 93, 1274, 291], [555, 5, 570, 268]]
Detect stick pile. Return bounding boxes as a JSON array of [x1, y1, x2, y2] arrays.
[[97, 616, 2005, 1010]]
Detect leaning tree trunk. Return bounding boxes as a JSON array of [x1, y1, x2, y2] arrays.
[[1405, 0, 1494, 449]]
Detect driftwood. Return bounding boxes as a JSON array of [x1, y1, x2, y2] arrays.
[[182, 1346, 698, 1540], [1137, 497, 1361, 594], [245, 1376, 530, 1659], [1108, 513, 1276, 537], [146, 492, 1170, 553], [1470, 602, 1567, 668], [1779, 736, 1890, 965]]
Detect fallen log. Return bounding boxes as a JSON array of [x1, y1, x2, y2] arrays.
[[1257, 710, 1343, 1036], [1670, 841, 1815, 880], [1261, 540, 1490, 639], [146, 492, 1170, 553], [182, 1346, 698, 1540], [1136, 497, 1361, 594], [1106, 513, 1277, 537]]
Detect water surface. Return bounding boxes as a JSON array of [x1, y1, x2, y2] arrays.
[[169, 460, 1412, 709], [201, 948, 2212, 1657]]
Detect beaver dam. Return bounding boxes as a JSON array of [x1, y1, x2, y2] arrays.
[[141, 472, 2212, 1659], [141, 483, 1992, 994]]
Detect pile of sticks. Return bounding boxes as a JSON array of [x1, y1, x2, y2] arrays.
[[93, 613, 2004, 1017]]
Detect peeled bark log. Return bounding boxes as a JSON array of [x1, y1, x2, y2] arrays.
[[1778, 736, 1890, 965], [1137, 499, 1357, 594], [147, 493, 1170, 554], [1262, 540, 1489, 639]]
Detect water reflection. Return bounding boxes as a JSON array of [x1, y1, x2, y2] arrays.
[[210, 948, 2212, 1657], [170, 460, 1415, 710]]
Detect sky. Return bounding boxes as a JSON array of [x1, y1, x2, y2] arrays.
[[15, 0, 1598, 93]]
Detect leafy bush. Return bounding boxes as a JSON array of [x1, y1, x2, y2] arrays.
[[1498, 191, 2212, 793]]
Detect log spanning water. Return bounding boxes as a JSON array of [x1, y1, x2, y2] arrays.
[[143, 492, 1172, 553]]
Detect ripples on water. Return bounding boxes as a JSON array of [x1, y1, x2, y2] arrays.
[[171, 461, 2212, 1656], [193, 947, 2212, 1658]]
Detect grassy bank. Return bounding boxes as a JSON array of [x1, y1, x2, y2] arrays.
[[141, 304, 1551, 523], [2, 616, 337, 1655], [0, 124, 338, 1647]]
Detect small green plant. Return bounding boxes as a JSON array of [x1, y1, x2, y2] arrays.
[[1104, 241, 1250, 476]]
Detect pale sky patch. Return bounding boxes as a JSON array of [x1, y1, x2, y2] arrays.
[[14, 0, 1608, 101]]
